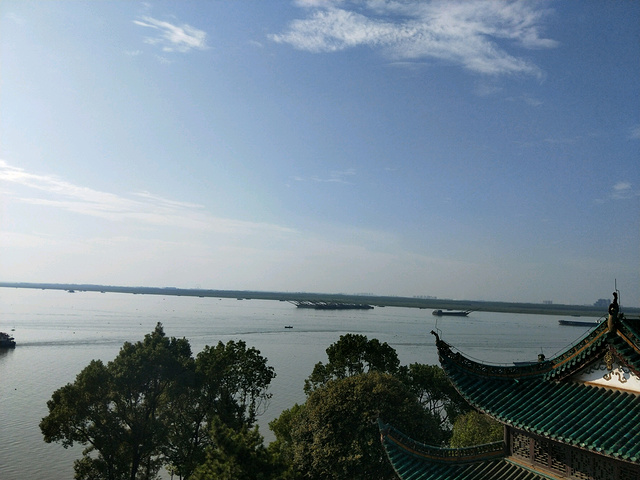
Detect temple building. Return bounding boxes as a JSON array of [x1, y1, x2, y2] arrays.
[[379, 311, 640, 480]]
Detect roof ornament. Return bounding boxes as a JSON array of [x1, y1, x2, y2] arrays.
[[430, 330, 452, 356], [608, 291, 619, 333], [604, 349, 615, 372]]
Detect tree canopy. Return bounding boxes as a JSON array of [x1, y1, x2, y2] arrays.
[[449, 411, 503, 448], [399, 362, 470, 434], [290, 372, 441, 480], [270, 333, 476, 479], [40, 323, 275, 480], [42, 326, 482, 479], [304, 333, 400, 394], [191, 418, 279, 480]]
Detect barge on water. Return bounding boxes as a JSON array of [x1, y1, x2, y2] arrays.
[[432, 309, 472, 317], [558, 319, 601, 327], [290, 301, 374, 310]]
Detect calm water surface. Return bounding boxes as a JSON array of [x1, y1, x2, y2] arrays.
[[0, 288, 595, 480]]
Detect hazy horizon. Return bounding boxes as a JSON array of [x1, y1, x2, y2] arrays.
[[1, 1, 638, 306], [1, 281, 634, 310]]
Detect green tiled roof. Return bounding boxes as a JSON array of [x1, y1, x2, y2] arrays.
[[379, 421, 555, 480], [431, 316, 640, 383], [380, 316, 640, 479], [433, 316, 640, 464]]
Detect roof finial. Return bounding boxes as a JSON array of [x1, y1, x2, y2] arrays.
[[607, 292, 619, 333]]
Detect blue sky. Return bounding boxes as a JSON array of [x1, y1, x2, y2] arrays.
[[1, 1, 638, 306]]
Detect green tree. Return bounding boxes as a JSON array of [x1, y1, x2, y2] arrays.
[[304, 334, 400, 393], [40, 323, 192, 480], [290, 372, 441, 480], [449, 410, 503, 448], [191, 418, 279, 480], [163, 340, 276, 479], [267, 404, 306, 480], [399, 363, 470, 434], [197, 340, 275, 428], [41, 324, 276, 480]]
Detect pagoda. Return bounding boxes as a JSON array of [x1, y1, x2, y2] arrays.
[[379, 307, 640, 480]]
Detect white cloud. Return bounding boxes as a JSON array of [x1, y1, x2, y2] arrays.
[[270, 0, 556, 77], [612, 182, 633, 200], [614, 182, 631, 191], [0, 160, 294, 236], [293, 167, 357, 184], [133, 16, 208, 53], [630, 124, 640, 140]]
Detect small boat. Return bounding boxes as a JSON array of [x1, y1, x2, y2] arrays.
[[284, 325, 293, 329], [558, 319, 600, 327], [0, 332, 16, 348], [432, 309, 472, 317]]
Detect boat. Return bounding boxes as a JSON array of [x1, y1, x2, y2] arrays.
[[432, 309, 472, 317], [289, 301, 373, 310], [284, 325, 293, 329], [558, 319, 600, 327], [0, 332, 16, 348]]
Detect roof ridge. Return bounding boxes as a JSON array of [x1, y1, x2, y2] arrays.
[[431, 315, 640, 381], [378, 420, 505, 464]]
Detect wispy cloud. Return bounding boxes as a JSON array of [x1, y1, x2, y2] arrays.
[[270, 0, 556, 78], [612, 182, 636, 200], [595, 181, 638, 203], [0, 160, 293, 236], [133, 16, 208, 53], [630, 124, 640, 140], [293, 168, 357, 184]]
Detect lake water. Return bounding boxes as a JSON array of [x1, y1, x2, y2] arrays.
[[0, 288, 596, 480]]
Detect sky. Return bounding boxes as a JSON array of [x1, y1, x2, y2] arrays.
[[1, 1, 638, 306]]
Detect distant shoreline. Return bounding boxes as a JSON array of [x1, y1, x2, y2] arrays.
[[2, 282, 635, 318]]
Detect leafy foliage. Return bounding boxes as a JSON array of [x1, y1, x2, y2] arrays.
[[267, 404, 306, 480], [40, 323, 275, 480], [449, 410, 503, 448], [399, 363, 470, 434], [191, 418, 279, 480], [290, 372, 441, 480], [41, 324, 191, 480], [271, 333, 478, 479], [304, 334, 400, 394]]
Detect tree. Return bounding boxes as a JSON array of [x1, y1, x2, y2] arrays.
[[268, 404, 306, 480], [163, 340, 276, 479], [449, 410, 503, 448], [399, 363, 470, 436], [41, 324, 276, 480], [304, 334, 400, 393], [191, 418, 279, 480], [40, 323, 192, 480], [289, 372, 441, 480], [197, 340, 275, 428]]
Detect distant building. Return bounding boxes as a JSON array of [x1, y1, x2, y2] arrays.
[[542, 300, 553, 305], [379, 313, 640, 480], [594, 298, 609, 308]]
